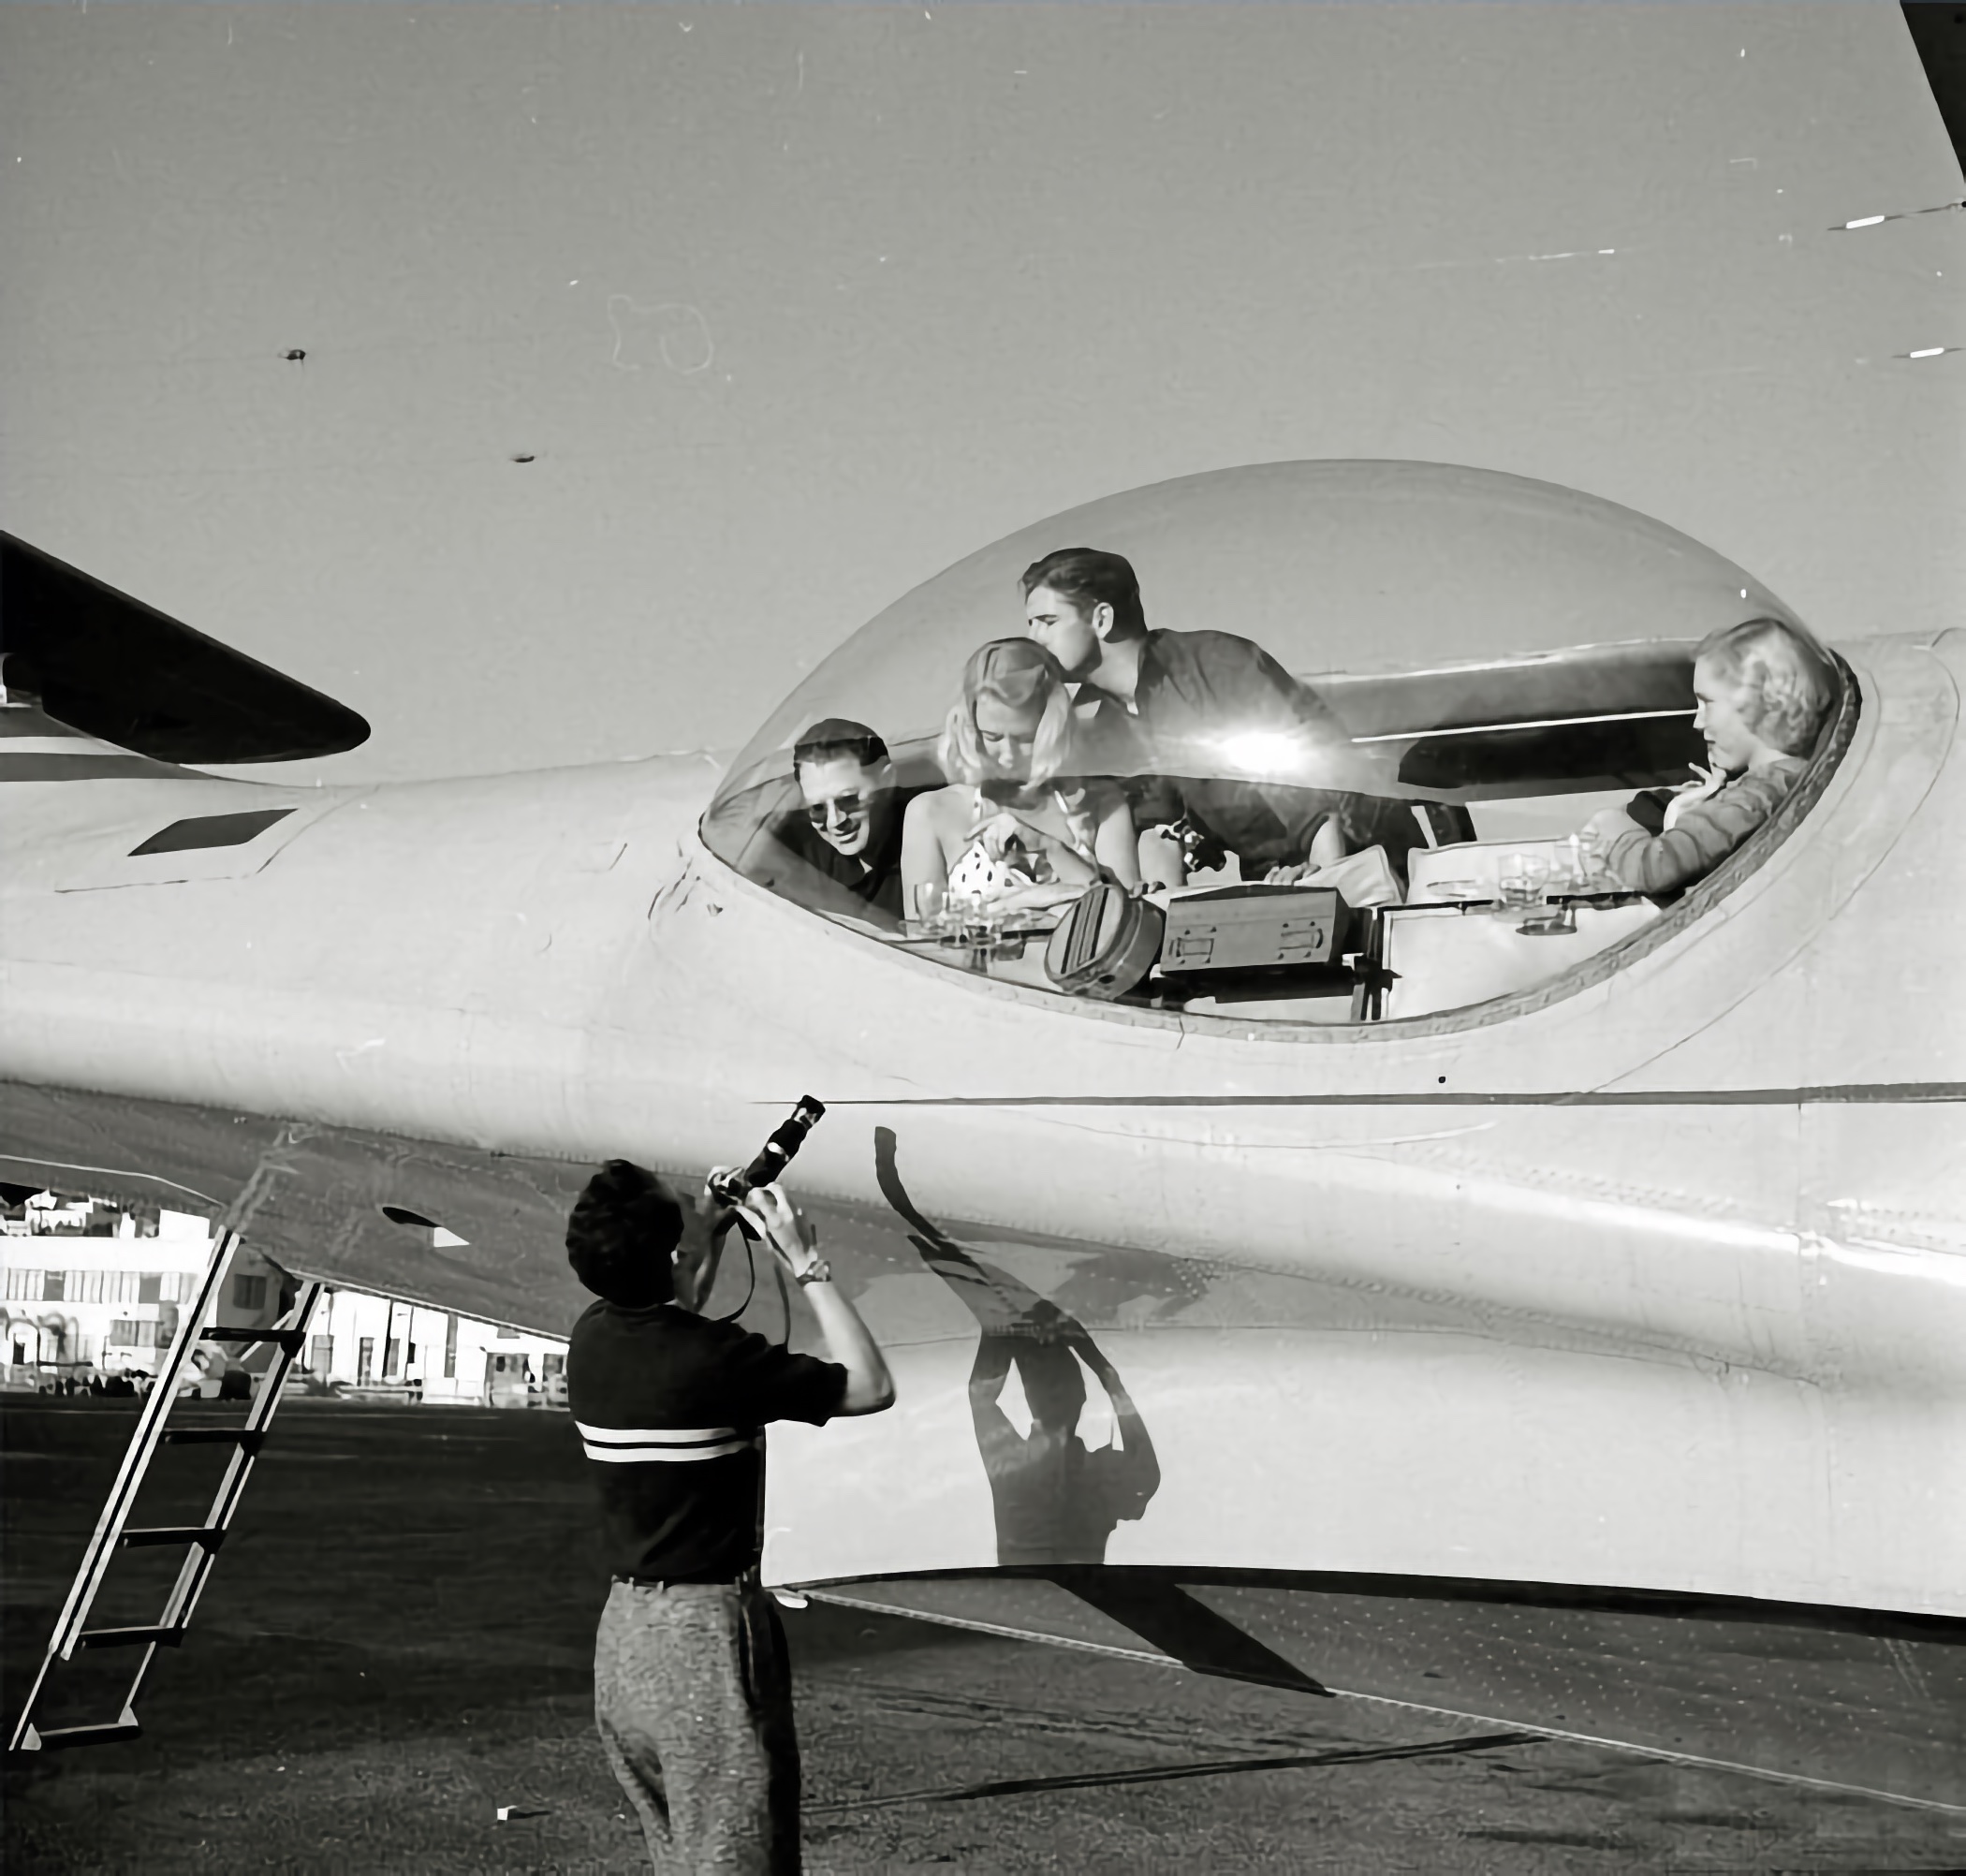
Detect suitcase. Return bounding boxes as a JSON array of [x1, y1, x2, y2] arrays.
[[1159, 885, 1348, 977]]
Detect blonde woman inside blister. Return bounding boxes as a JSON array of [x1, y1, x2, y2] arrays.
[[901, 639, 1141, 923], [1581, 617, 1836, 894]]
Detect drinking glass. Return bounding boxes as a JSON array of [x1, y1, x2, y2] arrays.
[[959, 891, 996, 947], [1575, 826, 1610, 891], [1496, 853, 1550, 915], [914, 882, 947, 933]]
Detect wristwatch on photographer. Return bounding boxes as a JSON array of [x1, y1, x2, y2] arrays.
[[793, 1258, 832, 1288]]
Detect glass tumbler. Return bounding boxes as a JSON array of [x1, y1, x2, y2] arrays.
[[1496, 853, 1551, 915]]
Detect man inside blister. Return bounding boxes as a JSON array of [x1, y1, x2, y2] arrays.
[[775, 718, 906, 924], [1020, 547, 1422, 887]]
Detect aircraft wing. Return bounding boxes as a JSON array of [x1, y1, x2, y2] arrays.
[[1, 533, 371, 766], [0, 1081, 595, 1333]]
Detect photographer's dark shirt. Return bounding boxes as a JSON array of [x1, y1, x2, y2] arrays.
[[567, 1300, 846, 1581]]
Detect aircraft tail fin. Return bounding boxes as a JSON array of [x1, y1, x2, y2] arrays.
[[1, 533, 370, 765]]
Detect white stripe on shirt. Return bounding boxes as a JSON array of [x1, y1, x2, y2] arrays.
[[581, 1438, 757, 1463], [575, 1419, 759, 1463]]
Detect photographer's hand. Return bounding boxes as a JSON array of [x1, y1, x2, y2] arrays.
[[738, 1183, 827, 1283], [664, 1169, 750, 1312], [700, 1169, 744, 1229], [739, 1183, 895, 1416]]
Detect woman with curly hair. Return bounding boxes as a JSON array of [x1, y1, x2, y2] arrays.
[[1584, 617, 1839, 894], [900, 638, 1141, 923]]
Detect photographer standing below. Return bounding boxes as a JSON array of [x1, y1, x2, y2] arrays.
[[565, 1160, 895, 1875]]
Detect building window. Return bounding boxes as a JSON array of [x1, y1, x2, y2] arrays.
[[540, 1353, 565, 1378], [109, 1320, 161, 1348], [74, 1269, 139, 1305], [357, 1337, 374, 1383], [444, 1313, 458, 1380], [231, 1274, 266, 1312], [42, 1270, 66, 1303], [4, 1268, 40, 1302], [384, 1338, 401, 1379], [309, 1335, 333, 1374], [495, 1324, 520, 1340], [139, 1272, 161, 1305]]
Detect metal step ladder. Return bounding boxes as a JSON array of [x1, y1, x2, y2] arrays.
[[7, 1229, 323, 1752]]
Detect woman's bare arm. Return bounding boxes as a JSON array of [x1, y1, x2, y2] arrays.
[[1093, 795, 1142, 888], [900, 790, 952, 918]]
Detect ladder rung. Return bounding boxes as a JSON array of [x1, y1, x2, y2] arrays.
[[10, 1266, 325, 1758], [121, 1526, 226, 1550], [200, 1326, 306, 1353], [23, 1720, 143, 1751], [79, 1625, 183, 1649]]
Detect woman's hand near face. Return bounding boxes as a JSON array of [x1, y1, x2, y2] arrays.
[[1662, 763, 1726, 831]]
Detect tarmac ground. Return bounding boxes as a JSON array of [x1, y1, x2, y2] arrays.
[[6, 1398, 1965, 1873]]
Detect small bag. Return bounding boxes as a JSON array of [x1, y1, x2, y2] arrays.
[[946, 838, 1036, 901], [1045, 883, 1166, 1000], [947, 799, 1052, 903]]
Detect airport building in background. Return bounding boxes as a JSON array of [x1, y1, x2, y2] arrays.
[[1, 1193, 567, 1406]]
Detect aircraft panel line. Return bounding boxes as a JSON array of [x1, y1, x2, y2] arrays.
[[833, 1083, 1966, 1108]]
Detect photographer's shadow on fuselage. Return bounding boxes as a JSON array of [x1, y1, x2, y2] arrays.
[[873, 1127, 1160, 1566]]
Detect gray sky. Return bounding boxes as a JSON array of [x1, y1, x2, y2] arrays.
[[4, 2, 1960, 783]]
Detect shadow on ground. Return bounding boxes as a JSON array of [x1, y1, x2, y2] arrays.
[[7, 1399, 1963, 1873]]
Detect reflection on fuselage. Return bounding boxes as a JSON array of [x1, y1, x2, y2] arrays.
[[873, 1127, 1161, 1566]]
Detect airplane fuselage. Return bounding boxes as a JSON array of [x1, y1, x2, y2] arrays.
[[4, 626, 1962, 1624]]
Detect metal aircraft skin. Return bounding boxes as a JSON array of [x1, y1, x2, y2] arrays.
[[6, 2, 1965, 1815], [4, 450, 1963, 1807]]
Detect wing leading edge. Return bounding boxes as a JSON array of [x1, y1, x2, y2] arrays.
[[0, 533, 370, 765]]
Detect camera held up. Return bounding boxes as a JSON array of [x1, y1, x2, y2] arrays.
[[708, 1097, 827, 1209]]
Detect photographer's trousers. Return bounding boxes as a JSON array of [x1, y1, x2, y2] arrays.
[[594, 1576, 802, 1874]]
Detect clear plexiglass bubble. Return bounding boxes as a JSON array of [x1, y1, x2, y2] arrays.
[[702, 460, 1835, 1027]]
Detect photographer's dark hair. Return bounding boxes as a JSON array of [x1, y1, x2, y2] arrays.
[[566, 1160, 683, 1307], [1019, 548, 1146, 641], [793, 718, 889, 773]]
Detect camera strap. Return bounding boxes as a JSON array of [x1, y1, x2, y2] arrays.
[[712, 1211, 762, 1325], [711, 1214, 794, 1346]]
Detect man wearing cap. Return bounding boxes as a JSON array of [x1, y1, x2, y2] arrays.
[[764, 719, 905, 926], [565, 1161, 895, 1874]]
